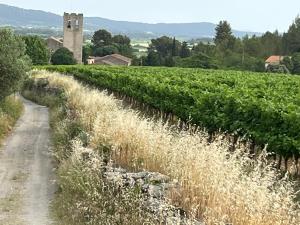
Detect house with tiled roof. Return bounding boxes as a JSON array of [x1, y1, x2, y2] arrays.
[[265, 55, 291, 73], [87, 54, 132, 66], [265, 55, 285, 69]]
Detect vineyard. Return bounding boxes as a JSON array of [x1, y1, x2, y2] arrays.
[[41, 65, 300, 159]]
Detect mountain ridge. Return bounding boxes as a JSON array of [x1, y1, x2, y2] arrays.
[[0, 3, 261, 39]]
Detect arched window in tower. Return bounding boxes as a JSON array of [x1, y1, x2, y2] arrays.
[[67, 20, 72, 29], [75, 19, 79, 29]]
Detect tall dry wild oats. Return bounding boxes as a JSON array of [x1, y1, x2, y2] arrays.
[[34, 70, 300, 225]]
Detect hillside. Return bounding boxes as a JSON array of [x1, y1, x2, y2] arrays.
[[0, 3, 260, 39]]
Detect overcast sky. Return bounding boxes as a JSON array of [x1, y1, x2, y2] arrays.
[[0, 0, 299, 32]]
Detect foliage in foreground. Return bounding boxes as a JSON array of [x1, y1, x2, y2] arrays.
[[0, 28, 31, 100], [41, 65, 300, 160], [0, 96, 23, 144], [28, 70, 300, 225]]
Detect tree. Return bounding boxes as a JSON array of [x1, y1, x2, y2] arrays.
[[91, 30, 134, 58], [260, 31, 283, 57], [164, 55, 175, 67], [243, 35, 263, 57], [51, 47, 77, 65], [115, 44, 133, 58], [176, 53, 219, 69], [171, 37, 179, 56], [283, 17, 300, 54], [180, 41, 191, 58], [82, 43, 93, 64], [145, 51, 160, 66], [147, 36, 181, 66], [192, 42, 216, 56], [93, 45, 119, 57], [22, 35, 50, 65], [282, 56, 293, 72], [150, 36, 181, 58], [112, 35, 131, 46], [0, 29, 30, 100], [92, 29, 112, 48], [214, 21, 235, 50], [291, 52, 300, 74]]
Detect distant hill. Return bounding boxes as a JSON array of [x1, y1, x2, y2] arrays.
[[0, 3, 261, 39]]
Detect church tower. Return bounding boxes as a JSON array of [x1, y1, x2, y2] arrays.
[[63, 13, 83, 64]]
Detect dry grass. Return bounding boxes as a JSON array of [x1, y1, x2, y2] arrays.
[[34, 70, 300, 225], [0, 96, 23, 145]]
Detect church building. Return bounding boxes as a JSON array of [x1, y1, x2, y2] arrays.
[[47, 12, 83, 64]]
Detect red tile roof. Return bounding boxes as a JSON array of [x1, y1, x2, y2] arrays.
[[265, 55, 282, 63]]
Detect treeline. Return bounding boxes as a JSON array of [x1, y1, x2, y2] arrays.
[[82, 30, 134, 63], [139, 17, 300, 74], [4, 16, 300, 74]]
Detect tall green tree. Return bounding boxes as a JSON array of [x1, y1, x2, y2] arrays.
[[176, 53, 218, 69], [192, 42, 216, 56], [92, 29, 112, 48], [22, 35, 50, 65], [180, 41, 191, 58], [282, 56, 294, 72], [51, 47, 77, 65], [145, 51, 160, 66], [171, 37, 179, 56], [260, 31, 283, 57], [0, 29, 30, 100], [148, 36, 181, 66], [150, 36, 181, 58], [112, 35, 131, 46], [243, 35, 263, 57], [93, 45, 119, 57], [91, 30, 134, 58], [82, 43, 93, 64], [214, 20, 235, 50], [283, 17, 300, 54], [291, 52, 300, 74]]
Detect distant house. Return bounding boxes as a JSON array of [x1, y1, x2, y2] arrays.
[[87, 54, 132, 66], [265, 55, 285, 69], [47, 36, 63, 53], [265, 55, 291, 73]]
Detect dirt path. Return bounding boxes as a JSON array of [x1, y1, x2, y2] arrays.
[[0, 97, 56, 225]]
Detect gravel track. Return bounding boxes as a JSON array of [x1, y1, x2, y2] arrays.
[[0, 97, 56, 225]]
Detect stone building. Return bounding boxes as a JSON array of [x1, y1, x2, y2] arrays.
[[63, 13, 83, 64], [87, 54, 132, 66], [47, 12, 83, 64], [46, 37, 63, 54]]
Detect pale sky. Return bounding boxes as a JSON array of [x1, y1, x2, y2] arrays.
[[0, 0, 299, 32]]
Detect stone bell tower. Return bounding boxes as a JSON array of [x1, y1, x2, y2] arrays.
[[63, 13, 83, 64]]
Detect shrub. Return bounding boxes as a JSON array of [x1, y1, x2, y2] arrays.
[[51, 47, 77, 65], [0, 29, 31, 100], [22, 35, 50, 65]]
